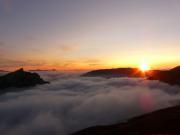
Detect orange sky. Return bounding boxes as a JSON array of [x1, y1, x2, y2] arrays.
[[0, 0, 180, 71]]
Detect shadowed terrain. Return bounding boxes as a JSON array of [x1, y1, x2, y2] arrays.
[[72, 105, 180, 135]]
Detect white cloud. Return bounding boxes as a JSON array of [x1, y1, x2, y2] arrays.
[[0, 72, 180, 135]]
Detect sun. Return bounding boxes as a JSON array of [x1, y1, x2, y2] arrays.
[[139, 62, 150, 72]]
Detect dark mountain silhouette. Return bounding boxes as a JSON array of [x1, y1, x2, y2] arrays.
[[83, 68, 145, 78], [170, 66, 180, 71], [83, 66, 180, 86], [72, 105, 180, 135], [0, 68, 49, 90], [147, 66, 180, 86]]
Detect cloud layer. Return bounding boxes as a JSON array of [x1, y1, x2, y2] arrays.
[[0, 72, 180, 135]]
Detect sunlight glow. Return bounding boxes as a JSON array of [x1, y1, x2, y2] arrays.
[[139, 62, 150, 72]]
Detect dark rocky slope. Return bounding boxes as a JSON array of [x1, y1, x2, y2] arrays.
[[72, 105, 180, 135], [0, 68, 48, 90]]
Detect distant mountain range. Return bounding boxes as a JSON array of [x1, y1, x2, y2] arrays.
[[0, 68, 49, 91], [82, 66, 180, 86], [83, 68, 144, 78], [72, 104, 180, 135], [29, 69, 57, 72]]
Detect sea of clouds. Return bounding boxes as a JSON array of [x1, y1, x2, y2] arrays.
[[0, 71, 180, 135]]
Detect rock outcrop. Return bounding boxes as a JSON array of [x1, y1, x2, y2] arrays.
[[0, 68, 49, 90]]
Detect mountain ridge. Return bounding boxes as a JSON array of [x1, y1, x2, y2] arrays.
[[0, 68, 49, 90], [83, 66, 180, 86]]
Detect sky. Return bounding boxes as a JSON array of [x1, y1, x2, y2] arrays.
[[0, 0, 180, 70]]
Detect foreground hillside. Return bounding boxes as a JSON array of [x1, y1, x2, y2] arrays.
[[72, 105, 180, 135]]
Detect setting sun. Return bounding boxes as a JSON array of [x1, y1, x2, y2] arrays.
[[139, 62, 150, 72]]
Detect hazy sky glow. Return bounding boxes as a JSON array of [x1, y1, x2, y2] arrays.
[[0, 0, 180, 70]]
